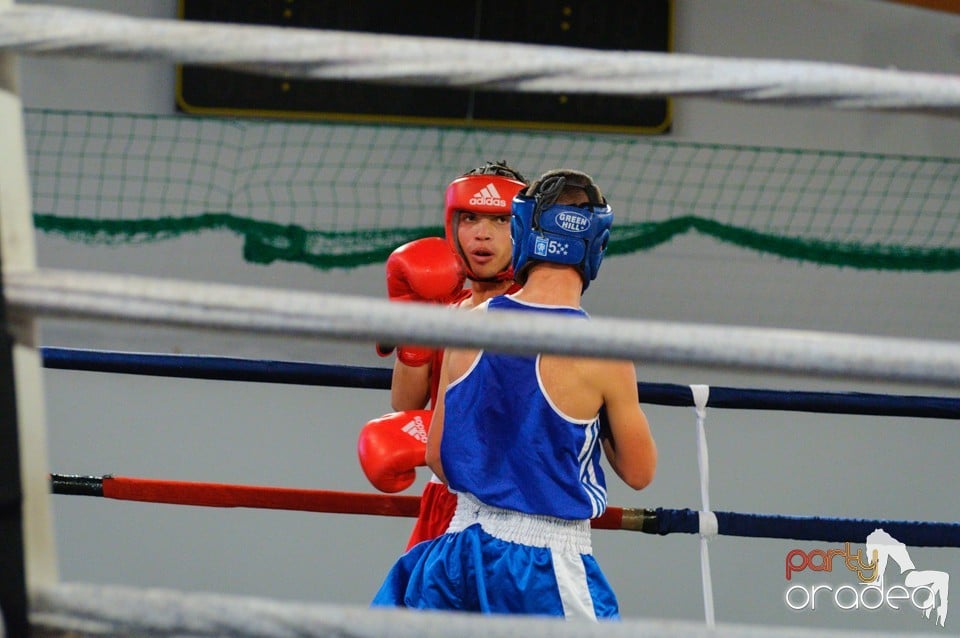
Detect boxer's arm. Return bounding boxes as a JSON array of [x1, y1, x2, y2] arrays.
[[601, 361, 657, 490], [391, 358, 431, 411]]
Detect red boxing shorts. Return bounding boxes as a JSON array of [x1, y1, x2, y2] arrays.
[[405, 478, 458, 550]]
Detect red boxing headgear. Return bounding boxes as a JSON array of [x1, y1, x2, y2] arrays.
[[444, 173, 526, 282]]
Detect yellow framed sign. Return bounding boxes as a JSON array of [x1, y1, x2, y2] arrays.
[[177, 1, 673, 134]]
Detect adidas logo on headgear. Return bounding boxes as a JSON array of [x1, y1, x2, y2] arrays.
[[469, 183, 506, 207]]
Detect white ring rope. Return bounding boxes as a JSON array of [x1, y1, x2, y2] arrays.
[[28, 582, 929, 638], [1, 5, 960, 114], [6, 268, 960, 388]]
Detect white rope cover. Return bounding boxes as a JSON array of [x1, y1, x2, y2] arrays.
[[1, 5, 960, 114], [30, 582, 939, 638], [6, 268, 960, 388]]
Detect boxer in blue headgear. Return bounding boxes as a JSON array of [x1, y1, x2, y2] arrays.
[[511, 169, 614, 291], [372, 167, 657, 621]]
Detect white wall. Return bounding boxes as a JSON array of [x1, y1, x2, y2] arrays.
[[13, 1, 960, 634], [673, 0, 960, 157]]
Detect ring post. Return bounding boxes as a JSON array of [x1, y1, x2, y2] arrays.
[[0, 2, 59, 633]]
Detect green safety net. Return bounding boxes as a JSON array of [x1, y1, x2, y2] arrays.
[[24, 110, 960, 271]]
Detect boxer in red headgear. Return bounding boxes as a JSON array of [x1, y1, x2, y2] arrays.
[[358, 161, 527, 549]]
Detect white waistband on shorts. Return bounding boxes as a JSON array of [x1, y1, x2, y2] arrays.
[[448, 492, 593, 556]]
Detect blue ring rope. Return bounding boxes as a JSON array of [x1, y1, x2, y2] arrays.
[[650, 509, 960, 547], [41, 347, 960, 418], [41, 347, 392, 390]]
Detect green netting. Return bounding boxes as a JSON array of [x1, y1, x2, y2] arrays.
[[24, 109, 960, 271]]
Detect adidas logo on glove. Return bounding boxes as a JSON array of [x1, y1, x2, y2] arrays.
[[401, 415, 429, 443], [469, 183, 506, 207]]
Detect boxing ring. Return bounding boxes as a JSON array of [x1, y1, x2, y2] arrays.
[[1, 3, 960, 637]]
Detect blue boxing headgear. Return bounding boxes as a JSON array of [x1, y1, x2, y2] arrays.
[[511, 169, 613, 291]]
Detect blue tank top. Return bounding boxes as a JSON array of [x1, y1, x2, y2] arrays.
[[441, 294, 607, 520]]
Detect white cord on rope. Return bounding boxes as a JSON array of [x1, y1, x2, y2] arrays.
[[690, 385, 716, 629], [1, 5, 960, 114], [6, 268, 960, 388], [691, 385, 711, 514]]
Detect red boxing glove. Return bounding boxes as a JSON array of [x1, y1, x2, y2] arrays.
[[386, 237, 465, 304], [396, 345, 434, 367], [357, 410, 432, 493], [378, 237, 465, 362], [374, 343, 434, 366]]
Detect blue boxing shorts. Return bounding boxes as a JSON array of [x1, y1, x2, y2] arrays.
[[372, 492, 619, 620]]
